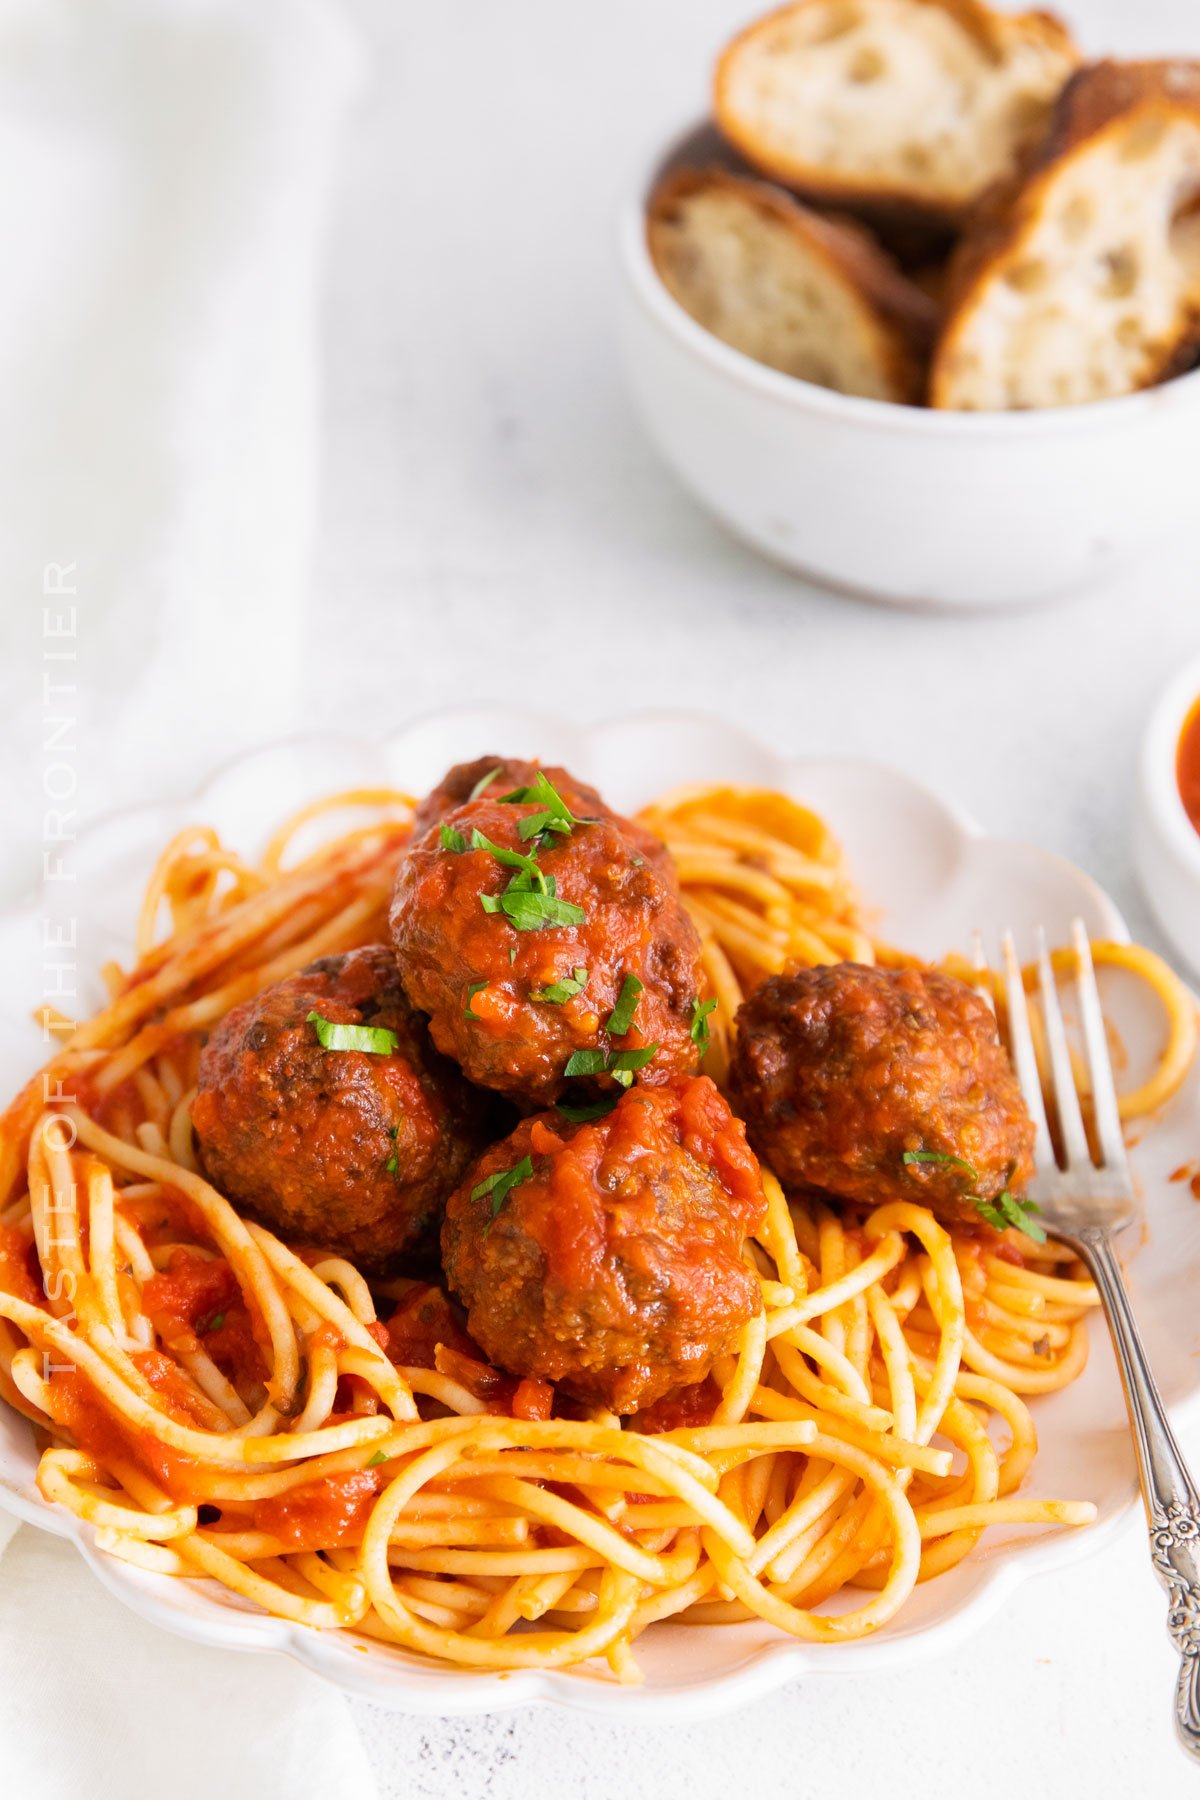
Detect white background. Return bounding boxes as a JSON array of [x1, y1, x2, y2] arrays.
[[3, 0, 1200, 1793]]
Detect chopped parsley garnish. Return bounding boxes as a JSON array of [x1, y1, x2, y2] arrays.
[[499, 769, 585, 837], [564, 1043, 659, 1089], [604, 973, 643, 1037], [439, 823, 468, 853], [482, 874, 586, 932], [556, 1093, 621, 1123], [470, 828, 544, 884], [690, 996, 718, 1053], [366, 1449, 390, 1468], [532, 967, 588, 1005], [307, 1011, 399, 1055], [902, 1150, 1045, 1243], [206, 1313, 226, 1332], [473, 1154, 535, 1232], [606, 1045, 658, 1087], [974, 1191, 1046, 1244], [508, 945, 517, 964], [901, 1150, 978, 1177], [464, 980, 489, 1019], [385, 1154, 398, 1175], [469, 802, 589, 933], [468, 766, 503, 801]]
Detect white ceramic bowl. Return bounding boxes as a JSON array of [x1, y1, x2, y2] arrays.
[[1135, 653, 1200, 978], [616, 121, 1200, 610]]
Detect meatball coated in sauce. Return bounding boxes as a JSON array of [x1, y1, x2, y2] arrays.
[[730, 963, 1035, 1231], [390, 784, 705, 1107], [191, 945, 488, 1272], [409, 755, 674, 882], [441, 1075, 766, 1414]]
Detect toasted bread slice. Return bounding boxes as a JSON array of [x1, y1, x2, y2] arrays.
[[647, 166, 938, 402], [714, 0, 1078, 227], [931, 61, 1200, 409]]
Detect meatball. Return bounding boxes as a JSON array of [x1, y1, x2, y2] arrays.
[[390, 785, 705, 1106], [191, 945, 489, 1271], [441, 1075, 766, 1413], [410, 755, 673, 881], [729, 963, 1035, 1231]]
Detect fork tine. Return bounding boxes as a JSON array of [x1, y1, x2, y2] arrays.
[[970, 930, 996, 1016], [1034, 927, 1091, 1169], [1071, 919, 1129, 1173], [1001, 932, 1056, 1173]]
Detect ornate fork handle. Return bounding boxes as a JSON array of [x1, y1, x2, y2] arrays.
[[1069, 1226, 1200, 1760]]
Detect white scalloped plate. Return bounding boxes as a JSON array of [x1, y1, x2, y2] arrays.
[[3, 709, 1200, 1717]]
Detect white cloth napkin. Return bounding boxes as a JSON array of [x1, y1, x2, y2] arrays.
[[0, 0, 362, 905], [0, 1520, 381, 1800], [0, 2, 382, 1789]]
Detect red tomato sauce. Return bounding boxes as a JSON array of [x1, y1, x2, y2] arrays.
[[0, 1224, 44, 1308], [1177, 697, 1200, 836], [48, 1352, 210, 1495], [142, 1249, 265, 1391], [251, 1466, 388, 1550], [634, 1375, 720, 1434]]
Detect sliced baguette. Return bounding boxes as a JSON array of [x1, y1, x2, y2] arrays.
[[647, 166, 938, 402], [714, 0, 1078, 228], [931, 60, 1200, 409]]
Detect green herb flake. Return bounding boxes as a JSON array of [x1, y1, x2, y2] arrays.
[[563, 1043, 658, 1086], [607, 1044, 658, 1087], [904, 1151, 1045, 1244], [473, 1154, 535, 1232], [468, 766, 503, 801], [605, 973, 643, 1037], [206, 1313, 226, 1332], [483, 887, 586, 932], [439, 823, 468, 853], [500, 770, 593, 843], [464, 980, 489, 1019], [307, 1010, 399, 1055], [902, 1150, 978, 1178], [366, 1449, 390, 1468], [532, 967, 588, 1005], [470, 828, 544, 885], [977, 1190, 1046, 1245], [385, 1155, 399, 1176], [508, 945, 518, 965], [690, 996, 718, 1053], [556, 1094, 621, 1124]]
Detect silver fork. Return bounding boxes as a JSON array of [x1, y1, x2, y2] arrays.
[[996, 919, 1200, 1761]]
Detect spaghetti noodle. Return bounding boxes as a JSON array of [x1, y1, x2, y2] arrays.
[[0, 777, 1190, 1678]]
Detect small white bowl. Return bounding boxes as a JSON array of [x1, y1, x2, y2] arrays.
[[616, 121, 1200, 610], [1135, 654, 1200, 979]]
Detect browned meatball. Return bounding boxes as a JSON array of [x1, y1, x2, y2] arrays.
[[191, 946, 488, 1271], [390, 780, 705, 1107], [729, 963, 1035, 1231], [410, 755, 673, 880], [441, 1075, 766, 1413]]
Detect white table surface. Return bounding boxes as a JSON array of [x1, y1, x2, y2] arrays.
[[4, 0, 1200, 1792]]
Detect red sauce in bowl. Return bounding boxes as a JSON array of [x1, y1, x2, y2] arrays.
[[1178, 698, 1200, 836]]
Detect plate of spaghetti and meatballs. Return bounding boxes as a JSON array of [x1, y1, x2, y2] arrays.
[[1, 710, 1199, 1717]]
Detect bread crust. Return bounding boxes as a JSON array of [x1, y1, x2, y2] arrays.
[[931, 59, 1200, 408], [714, 0, 1078, 228], [647, 165, 938, 402]]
